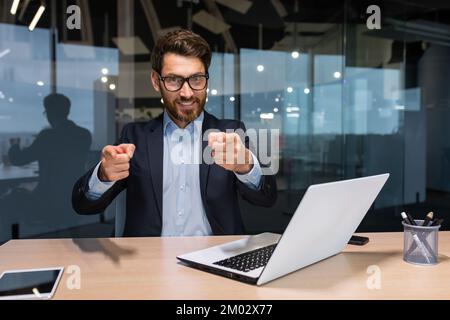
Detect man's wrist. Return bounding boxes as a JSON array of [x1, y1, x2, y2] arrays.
[[233, 149, 254, 174], [97, 163, 109, 182], [234, 163, 253, 174]]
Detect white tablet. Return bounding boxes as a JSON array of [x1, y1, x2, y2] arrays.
[[0, 267, 64, 300]]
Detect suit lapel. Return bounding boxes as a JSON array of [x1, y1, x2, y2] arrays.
[[146, 115, 164, 217]]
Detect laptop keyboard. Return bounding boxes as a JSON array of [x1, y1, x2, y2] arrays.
[[213, 244, 277, 273]]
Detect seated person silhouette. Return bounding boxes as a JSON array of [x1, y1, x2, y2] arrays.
[[2, 93, 92, 238]]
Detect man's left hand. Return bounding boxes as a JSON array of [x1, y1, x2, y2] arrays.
[[208, 132, 253, 174]]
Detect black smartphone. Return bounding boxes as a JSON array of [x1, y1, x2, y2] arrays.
[[348, 235, 369, 246]]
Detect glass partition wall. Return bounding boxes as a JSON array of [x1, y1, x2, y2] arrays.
[[0, 0, 449, 242]]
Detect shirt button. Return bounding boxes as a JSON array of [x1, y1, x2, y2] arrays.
[[180, 185, 184, 191], [178, 211, 182, 216]]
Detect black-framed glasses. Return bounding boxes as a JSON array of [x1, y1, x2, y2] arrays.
[[158, 73, 209, 92]]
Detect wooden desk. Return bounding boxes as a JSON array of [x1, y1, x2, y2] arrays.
[[0, 232, 449, 299]]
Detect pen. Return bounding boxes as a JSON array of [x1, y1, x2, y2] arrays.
[[431, 218, 444, 226], [401, 212, 414, 225], [406, 212, 417, 225], [405, 213, 437, 256], [422, 212, 434, 226], [412, 234, 431, 264]]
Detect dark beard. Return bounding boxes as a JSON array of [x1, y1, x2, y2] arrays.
[[164, 95, 206, 123]]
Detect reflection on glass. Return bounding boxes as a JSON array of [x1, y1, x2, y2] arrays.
[[0, 20, 118, 241]]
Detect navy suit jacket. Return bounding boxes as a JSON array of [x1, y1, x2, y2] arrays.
[[72, 112, 277, 236]]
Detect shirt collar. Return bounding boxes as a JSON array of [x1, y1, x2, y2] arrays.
[[163, 110, 204, 135]]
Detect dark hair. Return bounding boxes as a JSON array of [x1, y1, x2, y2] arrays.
[[43, 93, 71, 118], [151, 29, 211, 74]]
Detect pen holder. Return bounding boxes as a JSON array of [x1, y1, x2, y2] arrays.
[[402, 220, 440, 266]]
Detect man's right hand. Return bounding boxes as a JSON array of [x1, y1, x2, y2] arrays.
[[98, 143, 136, 182]]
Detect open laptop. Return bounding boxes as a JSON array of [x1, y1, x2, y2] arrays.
[[177, 173, 389, 286]]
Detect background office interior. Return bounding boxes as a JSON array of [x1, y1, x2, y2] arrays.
[[0, 0, 449, 242]]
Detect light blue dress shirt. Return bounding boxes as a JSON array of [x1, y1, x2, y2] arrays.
[[86, 111, 262, 236]]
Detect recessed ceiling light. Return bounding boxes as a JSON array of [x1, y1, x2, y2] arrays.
[[291, 51, 300, 59]]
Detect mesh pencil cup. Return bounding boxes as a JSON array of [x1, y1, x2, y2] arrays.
[[402, 220, 440, 265]]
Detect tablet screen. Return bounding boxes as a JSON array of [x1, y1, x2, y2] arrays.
[[0, 268, 64, 299]]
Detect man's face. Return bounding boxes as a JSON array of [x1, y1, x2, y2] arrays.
[[151, 53, 207, 126]]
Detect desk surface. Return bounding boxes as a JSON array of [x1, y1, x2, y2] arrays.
[[1, 232, 449, 299]]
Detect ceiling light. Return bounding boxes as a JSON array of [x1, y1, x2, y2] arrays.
[[304, 88, 310, 94], [10, 0, 20, 15], [260, 113, 274, 120], [256, 65, 264, 72], [287, 106, 300, 112], [29, 5, 46, 31], [291, 51, 300, 59]]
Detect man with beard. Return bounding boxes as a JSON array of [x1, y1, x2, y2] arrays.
[[72, 30, 277, 237]]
